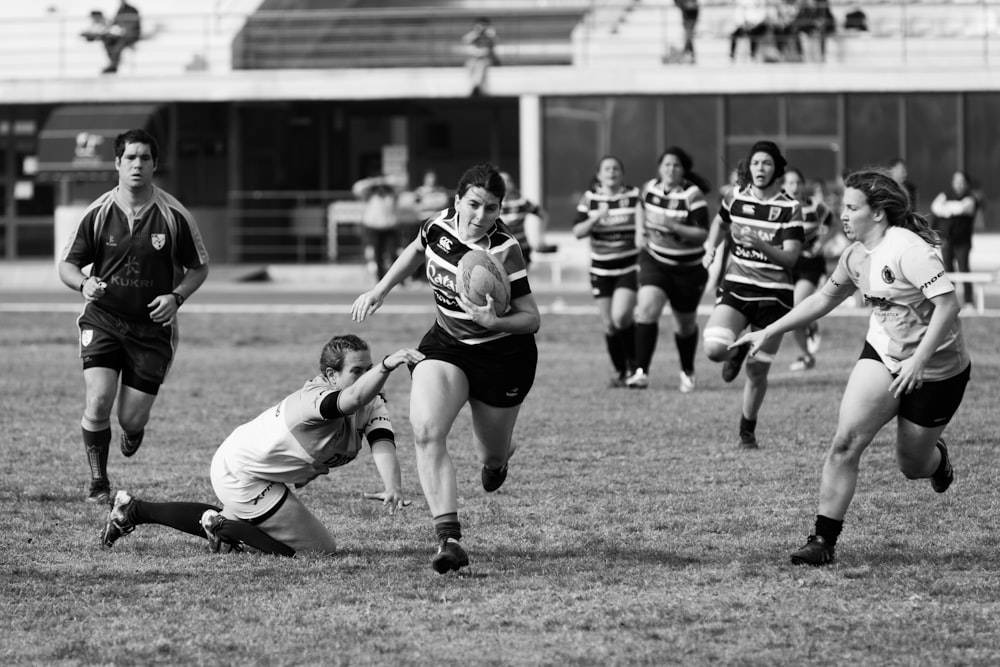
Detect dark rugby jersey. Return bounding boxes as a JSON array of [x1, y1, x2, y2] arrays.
[[500, 196, 542, 251], [640, 178, 710, 267], [719, 185, 803, 293], [60, 186, 209, 321], [420, 208, 531, 345], [799, 199, 833, 259], [574, 185, 641, 276]]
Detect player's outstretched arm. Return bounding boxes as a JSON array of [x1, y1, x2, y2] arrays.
[[363, 439, 411, 514], [351, 240, 424, 322], [336, 348, 425, 415]]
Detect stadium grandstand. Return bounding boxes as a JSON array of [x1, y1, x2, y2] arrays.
[[1, 0, 998, 270]]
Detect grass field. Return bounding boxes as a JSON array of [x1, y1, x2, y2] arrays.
[[2, 307, 998, 666]]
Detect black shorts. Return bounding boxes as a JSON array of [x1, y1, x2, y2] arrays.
[[78, 303, 176, 393], [860, 342, 971, 427], [638, 253, 708, 314], [716, 282, 793, 328], [590, 269, 638, 299], [416, 323, 537, 408], [792, 254, 826, 286]]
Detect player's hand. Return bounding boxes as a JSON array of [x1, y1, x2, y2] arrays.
[[81, 276, 107, 303], [147, 294, 178, 326], [382, 348, 425, 371], [702, 246, 716, 268], [351, 289, 385, 322], [457, 293, 498, 328], [730, 330, 766, 356], [889, 355, 928, 398], [363, 490, 412, 515]]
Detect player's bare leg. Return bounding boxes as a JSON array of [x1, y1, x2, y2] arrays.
[[116, 385, 156, 457], [470, 400, 520, 492]]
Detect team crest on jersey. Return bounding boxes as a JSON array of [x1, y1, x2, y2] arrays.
[[151, 234, 165, 250], [437, 236, 453, 252], [768, 207, 783, 221], [81, 329, 93, 346], [881, 266, 896, 284]]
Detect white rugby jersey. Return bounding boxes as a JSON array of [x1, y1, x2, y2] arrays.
[[574, 185, 641, 276], [822, 226, 969, 380], [419, 208, 531, 345], [217, 376, 393, 487], [720, 185, 804, 293], [640, 178, 710, 267]]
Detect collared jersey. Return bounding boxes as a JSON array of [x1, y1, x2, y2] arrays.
[[799, 198, 833, 259], [575, 185, 641, 276], [217, 376, 394, 487], [821, 226, 969, 380], [640, 178, 710, 267], [500, 196, 542, 251], [60, 186, 209, 321], [420, 208, 531, 345], [720, 185, 803, 293]]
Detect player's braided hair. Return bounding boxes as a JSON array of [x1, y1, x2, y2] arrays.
[[319, 334, 370, 372], [845, 170, 940, 246]]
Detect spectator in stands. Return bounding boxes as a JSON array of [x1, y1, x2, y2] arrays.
[[844, 5, 868, 32], [730, 0, 771, 62], [462, 17, 499, 96], [792, 0, 835, 62], [89, 1, 142, 74], [931, 171, 980, 308], [675, 0, 700, 64], [889, 158, 918, 211], [352, 174, 403, 282], [769, 0, 801, 62]]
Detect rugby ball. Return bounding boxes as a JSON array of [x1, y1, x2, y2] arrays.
[[456, 250, 511, 316]]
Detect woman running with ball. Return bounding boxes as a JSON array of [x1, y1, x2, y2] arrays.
[[352, 163, 541, 574]]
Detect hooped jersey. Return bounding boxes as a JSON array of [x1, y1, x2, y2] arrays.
[[719, 185, 803, 293], [419, 208, 532, 345], [821, 226, 968, 380], [60, 186, 209, 321], [501, 196, 542, 251], [799, 198, 833, 259], [640, 178, 710, 267], [575, 185, 641, 276], [217, 376, 394, 488]]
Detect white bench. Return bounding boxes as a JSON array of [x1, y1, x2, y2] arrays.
[[947, 272, 996, 314]]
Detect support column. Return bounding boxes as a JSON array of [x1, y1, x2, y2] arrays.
[[518, 94, 542, 204]]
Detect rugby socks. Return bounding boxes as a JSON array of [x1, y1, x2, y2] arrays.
[[814, 515, 843, 547], [605, 331, 627, 376], [214, 518, 296, 557], [675, 327, 699, 376], [132, 500, 296, 556], [433, 512, 462, 542], [634, 322, 658, 372], [81, 424, 111, 482], [739, 415, 756, 440], [621, 323, 636, 372]]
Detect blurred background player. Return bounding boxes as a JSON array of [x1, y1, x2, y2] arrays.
[[500, 170, 554, 269], [352, 173, 403, 282], [733, 170, 969, 566], [783, 167, 834, 371], [702, 141, 803, 448], [101, 335, 423, 556], [628, 146, 710, 393], [352, 163, 540, 574], [57, 128, 209, 504], [572, 156, 642, 388], [930, 170, 980, 310]]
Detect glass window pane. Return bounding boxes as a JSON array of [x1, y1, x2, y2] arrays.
[[787, 95, 837, 135], [726, 95, 779, 136]]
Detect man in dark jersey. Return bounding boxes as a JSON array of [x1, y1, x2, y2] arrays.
[[58, 128, 210, 503]]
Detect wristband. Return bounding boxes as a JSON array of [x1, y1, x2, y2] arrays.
[[79, 277, 88, 293], [171, 292, 185, 307], [380, 355, 392, 373]]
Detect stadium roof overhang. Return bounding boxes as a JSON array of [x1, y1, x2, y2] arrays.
[[34, 104, 163, 181]]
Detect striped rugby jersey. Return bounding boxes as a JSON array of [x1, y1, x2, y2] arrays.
[[640, 177, 710, 267], [60, 186, 209, 321], [799, 199, 833, 259], [501, 196, 542, 251], [574, 185, 641, 276], [720, 185, 804, 293], [420, 208, 531, 345], [822, 226, 968, 380]]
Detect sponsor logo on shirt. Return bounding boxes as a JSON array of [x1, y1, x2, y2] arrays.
[[741, 204, 755, 215], [920, 270, 945, 290], [437, 236, 453, 252], [106, 235, 117, 247]]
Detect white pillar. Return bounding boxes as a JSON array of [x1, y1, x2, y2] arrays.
[[518, 94, 542, 204]]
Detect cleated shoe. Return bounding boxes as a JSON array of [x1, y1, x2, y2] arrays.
[[789, 355, 815, 372], [431, 538, 470, 574], [806, 323, 822, 355], [86, 479, 111, 505], [101, 490, 136, 548], [790, 534, 835, 566], [722, 344, 750, 383], [608, 372, 628, 389], [200, 510, 227, 553], [738, 430, 759, 450], [625, 368, 649, 389], [482, 464, 509, 492], [120, 430, 145, 458], [678, 371, 696, 394], [930, 439, 954, 493]]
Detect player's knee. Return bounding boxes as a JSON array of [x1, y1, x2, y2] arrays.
[[702, 326, 734, 361], [84, 393, 115, 420]]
